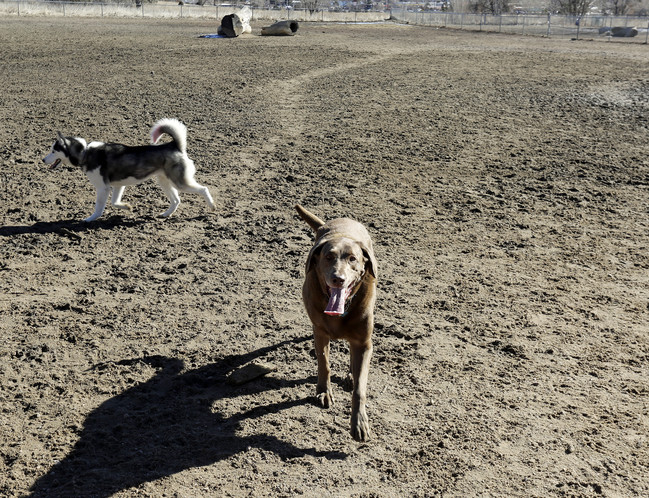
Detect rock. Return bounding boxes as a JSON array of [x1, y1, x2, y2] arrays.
[[227, 361, 276, 385]]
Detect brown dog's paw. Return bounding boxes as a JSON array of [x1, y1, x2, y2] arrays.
[[351, 410, 370, 442], [316, 391, 334, 408]]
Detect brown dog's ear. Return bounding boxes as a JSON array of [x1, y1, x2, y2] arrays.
[[360, 242, 378, 278], [57, 131, 64, 140], [305, 239, 325, 273]]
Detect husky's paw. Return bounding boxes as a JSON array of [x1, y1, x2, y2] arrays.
[[159, 205, 179, 218]]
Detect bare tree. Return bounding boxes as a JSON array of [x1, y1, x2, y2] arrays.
[[468, 0, 510, 14], [301, 0, 322, 13], [550, 0, 592, 15], [601, 0, 633, 14], [635, 0, 649, 14]]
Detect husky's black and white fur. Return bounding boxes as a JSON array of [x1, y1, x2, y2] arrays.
[[43, 118, 215, 222]]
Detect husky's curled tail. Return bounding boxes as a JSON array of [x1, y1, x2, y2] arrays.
[[151, 118, 187, 154]]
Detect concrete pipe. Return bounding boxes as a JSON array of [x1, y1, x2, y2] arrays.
[[611, 26, 638, 37], [218, 14, 244, 38], [261, 20, 299, 36]]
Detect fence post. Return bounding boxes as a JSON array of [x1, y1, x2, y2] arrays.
[[17, 0, 20, 15], [645, 21, 649, 44], [498, 13, 502, 33], [546, 13, 551, 37]]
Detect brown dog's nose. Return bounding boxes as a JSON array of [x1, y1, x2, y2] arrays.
[[331, 275, 345, 287]]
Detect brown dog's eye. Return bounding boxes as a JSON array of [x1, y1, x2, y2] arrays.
[[349, 255, 357, 262], [325, 253, 336, 261]]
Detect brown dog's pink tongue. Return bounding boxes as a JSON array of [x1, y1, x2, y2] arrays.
[[325, 287, 346, 316]]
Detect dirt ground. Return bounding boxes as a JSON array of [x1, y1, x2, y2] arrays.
[[1, 15, 648, 497]]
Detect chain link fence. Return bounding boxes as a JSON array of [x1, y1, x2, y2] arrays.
[[1, 0, 647, 44], [390, 9, 649, 43], [0, 0, 390, 21]]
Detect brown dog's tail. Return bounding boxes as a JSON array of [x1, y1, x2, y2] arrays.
[[295, 204, 324, 232]]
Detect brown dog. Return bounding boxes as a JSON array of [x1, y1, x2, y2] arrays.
[[295, 204, 377, 441]]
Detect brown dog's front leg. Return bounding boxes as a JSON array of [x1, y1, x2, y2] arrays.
[[350, 340, 373, 441], [314, 331, 334, 408]]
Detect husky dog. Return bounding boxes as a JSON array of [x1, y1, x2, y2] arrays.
[[43, 118, 215, 222]]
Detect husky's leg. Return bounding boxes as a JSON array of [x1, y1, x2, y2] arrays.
[[176, 159, 215, 211], [178, 180, 215, 211], [84, 185, 110, 222], [157, 175, 180, 218], [111, 186, 132, 211]]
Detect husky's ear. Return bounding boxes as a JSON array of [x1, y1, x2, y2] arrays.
[[66, 139, 86, 167]]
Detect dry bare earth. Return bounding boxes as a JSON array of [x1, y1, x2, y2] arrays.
[[1, 16, 648, 497]]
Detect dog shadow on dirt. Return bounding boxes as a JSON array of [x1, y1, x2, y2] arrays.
[[29, 337, 345, 497], [0, 216, 159, 238]]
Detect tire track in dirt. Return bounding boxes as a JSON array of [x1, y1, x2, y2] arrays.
[[247, 43, 434, 155]]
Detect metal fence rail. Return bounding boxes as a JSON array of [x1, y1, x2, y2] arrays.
[[391, 9, 649, 43]]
